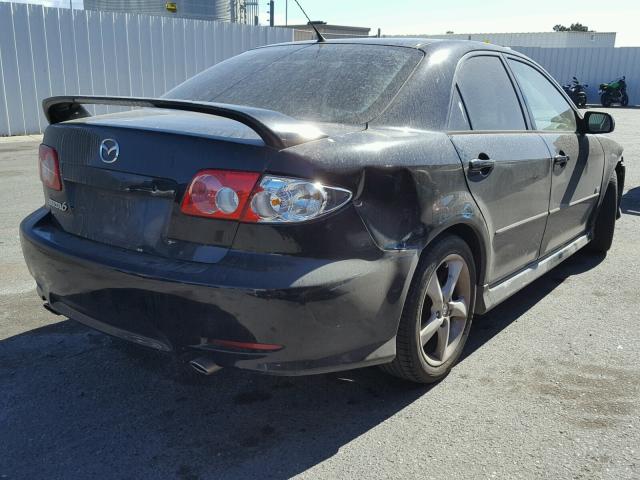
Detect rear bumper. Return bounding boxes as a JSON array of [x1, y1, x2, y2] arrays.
[[20, 208, 416, 375]]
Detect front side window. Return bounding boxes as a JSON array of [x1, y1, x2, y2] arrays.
[[456, 55, 526, 131], [508, 60, 577, 132]]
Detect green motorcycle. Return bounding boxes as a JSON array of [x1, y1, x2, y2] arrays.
[[599, 76, 629, 107]]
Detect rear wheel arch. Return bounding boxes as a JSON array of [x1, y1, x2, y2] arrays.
[[383, 232, 478, 383], [442, 224, 484, 287], [419, 222, 488, 290]]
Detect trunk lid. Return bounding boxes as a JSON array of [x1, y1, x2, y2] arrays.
[[43, 110, 274, 261]]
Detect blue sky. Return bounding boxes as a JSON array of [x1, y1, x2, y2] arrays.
[[263, 0, 640, 46]]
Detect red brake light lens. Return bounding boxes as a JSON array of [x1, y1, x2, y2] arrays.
[[181, 170, 260, 220], [39, 144, 62, 191]]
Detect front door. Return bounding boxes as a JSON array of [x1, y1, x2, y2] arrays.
[[507, 59, 605, 255]]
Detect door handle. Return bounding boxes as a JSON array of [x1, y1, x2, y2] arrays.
[[553, 154, 570, 167], [469, 157, 495, 175]]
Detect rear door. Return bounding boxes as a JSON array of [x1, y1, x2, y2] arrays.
[[448, 54, 553, 284], [506, 58, 605, 255]]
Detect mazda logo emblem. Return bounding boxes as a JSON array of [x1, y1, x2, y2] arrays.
[[99, 138, 119, 163]]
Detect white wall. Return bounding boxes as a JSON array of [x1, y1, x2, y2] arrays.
[[2, 6, 638, 137], [516, 47, 640, 105], [423, 32, 617, 48], [0, 2, 293, 136]]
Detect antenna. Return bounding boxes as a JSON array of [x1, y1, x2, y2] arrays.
[[293, 0, 326, 43]]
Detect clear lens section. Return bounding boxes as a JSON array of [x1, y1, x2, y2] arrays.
[[215, 187, 240, 214], [248, 176, 351, 223], [41, 157, 56, 184]]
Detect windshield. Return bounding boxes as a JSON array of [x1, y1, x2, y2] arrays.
[[164, 44, 423, 124]]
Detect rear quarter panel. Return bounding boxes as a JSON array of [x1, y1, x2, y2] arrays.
[[256, 128, 491, 281]]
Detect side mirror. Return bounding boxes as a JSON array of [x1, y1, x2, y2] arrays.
[[582, 111, 615, 134]]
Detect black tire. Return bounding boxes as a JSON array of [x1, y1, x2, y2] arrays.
[[577, 94, 587, 108], [588, 173, 618, 253], [601, 93, 612, 107], [381, 235, 476, 384], [621, 93, 629, 107]]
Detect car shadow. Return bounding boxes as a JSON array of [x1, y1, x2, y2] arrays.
[[621, 186, 640, 216], [0, 251, 604, 480], [462, 249, 605, 361], [0, 318, 428, 480]]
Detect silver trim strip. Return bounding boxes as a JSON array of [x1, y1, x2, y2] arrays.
[[495, 211, 548, 235], [549, 193, 600, 215], [481, 234, 590, 312]]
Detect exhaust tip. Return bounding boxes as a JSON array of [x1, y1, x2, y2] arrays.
[[189, 356, 223, 376]]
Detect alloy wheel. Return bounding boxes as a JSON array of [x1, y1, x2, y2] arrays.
[[418, 254, 471, 366]]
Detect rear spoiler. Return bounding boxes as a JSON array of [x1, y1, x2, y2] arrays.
[[42, 95, 328, 150]]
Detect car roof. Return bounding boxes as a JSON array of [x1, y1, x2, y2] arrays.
[[263, 37, 515, 55]]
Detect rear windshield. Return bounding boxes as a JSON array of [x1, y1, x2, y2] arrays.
[[164, 44, 423, 124]]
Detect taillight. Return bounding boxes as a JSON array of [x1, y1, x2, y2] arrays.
[[242, 176, 352, 223], [39, 144, 62, 191], [180, 170, 260, 220], [181, 171, 352, 223]]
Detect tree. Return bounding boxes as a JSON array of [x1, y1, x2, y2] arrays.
[[570, 23, 589, 31], [553, 23, 591, 32]]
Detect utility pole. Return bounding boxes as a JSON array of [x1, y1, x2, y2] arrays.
[[268, 0, 274, 27], [286, 0, 288, 26]]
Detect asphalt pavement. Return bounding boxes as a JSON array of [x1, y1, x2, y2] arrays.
[[0, 109, 638, 479]]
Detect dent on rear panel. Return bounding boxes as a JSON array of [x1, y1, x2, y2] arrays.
[[273, 128, 483, 252]]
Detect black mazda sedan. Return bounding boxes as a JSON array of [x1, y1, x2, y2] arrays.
[[21, 39, 624, 383]]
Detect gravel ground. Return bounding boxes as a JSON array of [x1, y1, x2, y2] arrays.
[[0, 109, 638, 480]]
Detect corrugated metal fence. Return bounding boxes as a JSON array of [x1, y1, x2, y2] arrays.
[[515, 46, 640, 106], [2, 3, 639, 137], [0, 2, 293, 136]]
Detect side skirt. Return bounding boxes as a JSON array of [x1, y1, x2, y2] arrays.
[[477, 234, 591, 313]]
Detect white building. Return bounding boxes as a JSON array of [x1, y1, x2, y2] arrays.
[[287, 22, 371, 41], [421, 31, 616, 48]]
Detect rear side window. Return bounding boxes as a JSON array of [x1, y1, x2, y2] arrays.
[[165, 44, 423, 125], [456, 56, 526, 131], [448, 87, 471, 130], [508, 60, 577, 132]]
